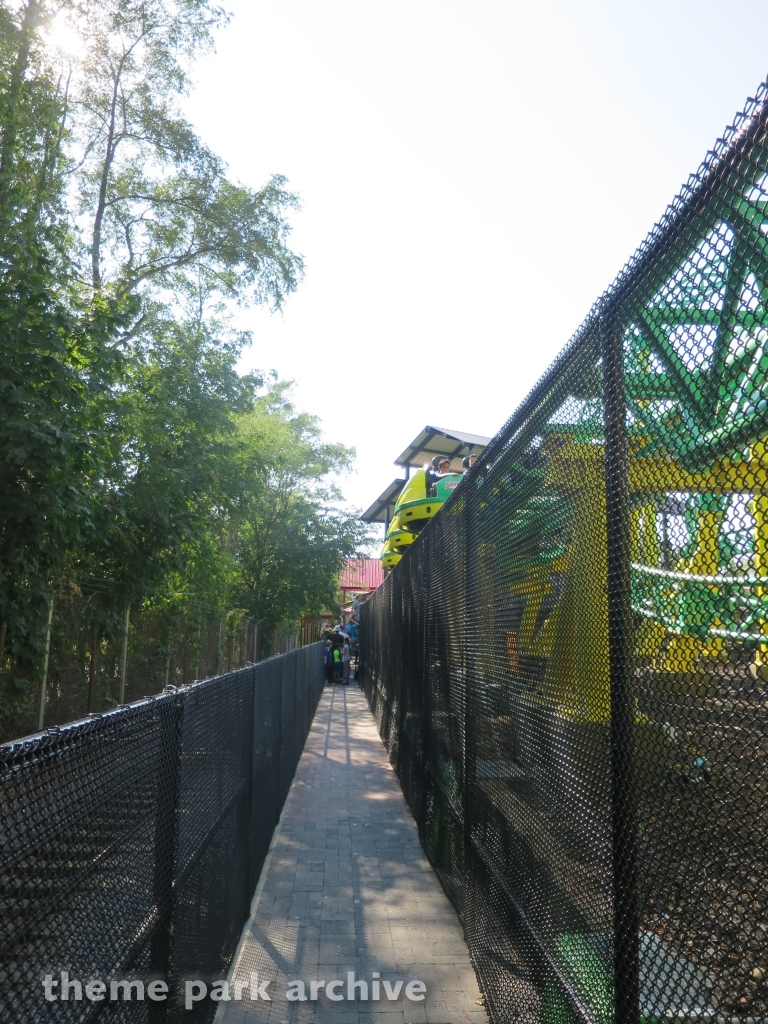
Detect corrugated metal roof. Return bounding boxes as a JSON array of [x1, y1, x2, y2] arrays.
[[339, 557, 385, 592], [360, 478, 406, 523], [394, 425, 492, 468]]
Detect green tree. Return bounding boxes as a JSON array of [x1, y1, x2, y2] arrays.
[[90, 316, 251, 586], [67, 0, 302, 314], [0, 0, 303, 697], [232, 383, 368, 643], [57, 0, 306, 641], [0, 0, 366, 738], [0, 0, 125, 716]]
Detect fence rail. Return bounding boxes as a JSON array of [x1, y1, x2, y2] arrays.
[[361, 81, 768, 1024], [0, 641, 324, 1024]]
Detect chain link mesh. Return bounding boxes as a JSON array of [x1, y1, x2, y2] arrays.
[[0, 642, 324, 1023], [361, 82, 768, 1024]]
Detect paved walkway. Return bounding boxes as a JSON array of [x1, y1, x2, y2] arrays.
[[219, 685, 488, 1024]]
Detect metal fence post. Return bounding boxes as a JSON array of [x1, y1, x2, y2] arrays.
[[119, 604, 130, 704], [600, 313, 640, 1024], [148, 691, 184, 1023], [462, 482, 476, 924], [419, 537, 431, 835]]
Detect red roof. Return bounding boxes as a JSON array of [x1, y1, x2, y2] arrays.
[[339, 557, 384, 592]]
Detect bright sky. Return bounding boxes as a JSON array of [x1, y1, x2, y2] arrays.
[[187, 0, 768, 530]]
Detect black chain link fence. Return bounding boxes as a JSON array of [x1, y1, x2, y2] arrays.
[[1, 641, 324, 1024], [361, 82, 768, 1024]]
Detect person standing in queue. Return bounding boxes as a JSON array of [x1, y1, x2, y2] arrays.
[[341, 639, 352, 685], [323, 640, 335, 685], [346, 617, 358, 648]]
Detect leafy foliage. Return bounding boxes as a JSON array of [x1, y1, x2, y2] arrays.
[[0, 0, 368, 733], [70, 0, 303, 312], [233, 384, 368, 633]]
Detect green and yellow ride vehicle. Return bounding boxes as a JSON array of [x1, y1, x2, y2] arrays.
[[379, 539, 402, 570], [379, 468, 464, 571], [395, 469, 463, 533], [384, 511, 417, 551]]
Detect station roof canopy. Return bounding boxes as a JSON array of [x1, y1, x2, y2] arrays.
[[395, 426, 492, 469], [360, 478, 406, 524]]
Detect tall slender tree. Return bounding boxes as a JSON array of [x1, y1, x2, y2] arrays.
[[0, 0, 123, 704], [232, 384, 368, 640], [0, 0, 368, 737], [67, 0, 302, 317]]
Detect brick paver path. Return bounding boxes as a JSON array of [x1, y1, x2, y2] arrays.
[[218, 685, 489, 1024]]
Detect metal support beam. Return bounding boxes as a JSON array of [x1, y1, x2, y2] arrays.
[[601, 314, 640, 1024]]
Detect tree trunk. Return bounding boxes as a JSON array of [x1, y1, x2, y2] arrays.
[[91, 59, 125, 290], [0, 0, 42, 197], [86, 628, 99, 714], [0, 620, 7, 666]]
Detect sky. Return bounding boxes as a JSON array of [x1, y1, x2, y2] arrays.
[[185, 0, 768, 532]]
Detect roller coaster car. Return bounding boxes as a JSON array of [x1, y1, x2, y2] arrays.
[[385, 514, 416, 551], [379, 519, 414, 572], [379, 534, 401, 566], [386, 529, 415, 550], [380, 543, 402, 570], [395, 469, 463, 533]]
